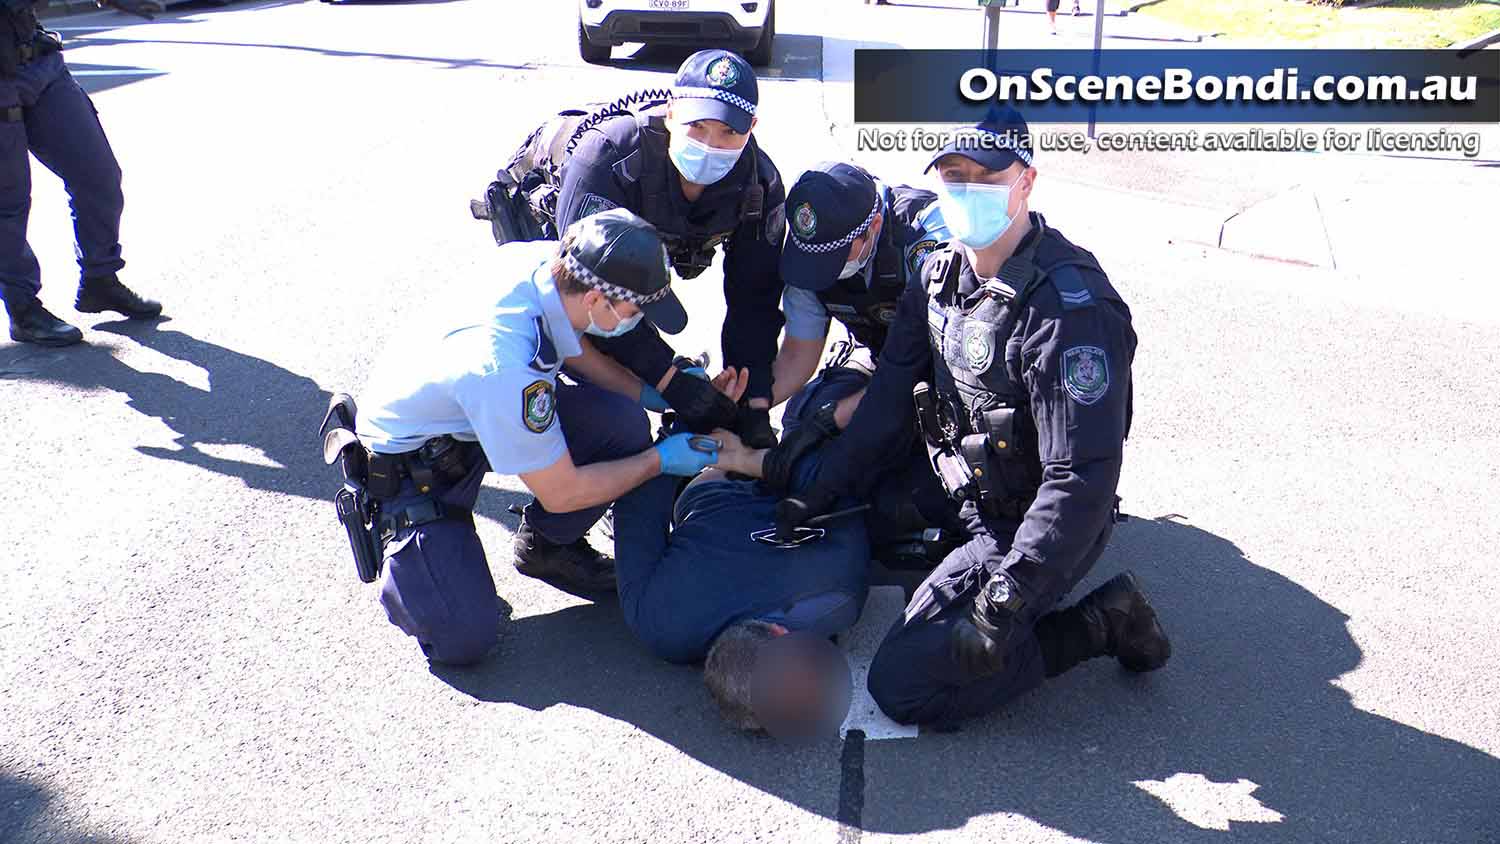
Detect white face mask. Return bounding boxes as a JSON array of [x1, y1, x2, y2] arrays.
[[838, 237, 874, 280]]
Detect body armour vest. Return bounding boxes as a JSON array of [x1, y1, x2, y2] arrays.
[[629, 112, 766, 280], [922, 217, 1121, 514]]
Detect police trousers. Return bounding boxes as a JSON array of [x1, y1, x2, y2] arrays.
[[866, 517, 1114, 727], [378, 381, 649, 664], [1, 50, 126, 303]]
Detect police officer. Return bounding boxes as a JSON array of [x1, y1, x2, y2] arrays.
[[761, 161, 958, 542], [555, 49, 786, 449], [778, 110, 1172, 726], [352, 209, 727, 665], [2, 0, 160, 347]]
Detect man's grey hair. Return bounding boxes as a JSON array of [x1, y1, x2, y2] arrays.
[[704, 620, 779, 731]]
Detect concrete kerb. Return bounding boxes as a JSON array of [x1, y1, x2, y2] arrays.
[[1454, 26, 1500, 51]]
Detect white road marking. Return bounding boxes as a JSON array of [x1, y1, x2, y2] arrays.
[[69, 69, 164, 76], [839, 585, 919, 740]]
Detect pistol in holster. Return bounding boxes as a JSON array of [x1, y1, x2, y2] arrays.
[[913, 382, 976, 503], [320, 394, 384, 584]]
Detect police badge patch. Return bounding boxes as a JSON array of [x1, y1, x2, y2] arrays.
[[522, 380, 556, 433], [1062, 346, 1109, 405], [765, 202, 787, 245], [707, 57, 740, 89], [792, 203, 817, 240], [578, 193, 618, 219], [907, 238, 939, 276], [963, 321, 995, 373]]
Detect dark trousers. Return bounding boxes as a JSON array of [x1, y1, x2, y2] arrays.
[[1, 50, 126, 305], [377, 382, 649, 664], [867, 520, 1114, 726], [784, 361, 959, 543]]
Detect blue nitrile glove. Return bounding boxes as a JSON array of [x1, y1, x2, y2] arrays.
[[655, 433, 720, 477], [640, 384, 670, 413], [641, 367, 709, 413]]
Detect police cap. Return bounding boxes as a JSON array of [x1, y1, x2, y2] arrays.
[[924, 107, 1034, 174], [780, 161, 881, 292], [563, 208, 688, 335], [670, 49, 758, 135]]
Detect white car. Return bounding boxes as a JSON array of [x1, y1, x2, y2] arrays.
[[578, 0, 775, 67]]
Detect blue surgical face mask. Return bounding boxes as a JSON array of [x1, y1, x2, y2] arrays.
[[668, 129, 745, 186], [584, 298, 643, 338], [936, 181, 1017, 249], [838, 237, 874, 280]]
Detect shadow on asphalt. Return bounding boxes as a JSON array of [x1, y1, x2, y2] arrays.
[[3, 318, 331, 500], [433, 515, 1499, 839], [0, 773, 139, 844], [861, 516, 1500, 841]]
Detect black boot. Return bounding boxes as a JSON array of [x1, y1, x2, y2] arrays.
[[5, 295, 83, 346], [1036, 571, 1171, 677], [74, 274, 162, 319], [513, 516, 617, 594]]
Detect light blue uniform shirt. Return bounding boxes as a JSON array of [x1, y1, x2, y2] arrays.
[[782, 188, 951, 342], [357, 240, 583, 475]]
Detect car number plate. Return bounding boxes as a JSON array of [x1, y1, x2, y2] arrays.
[[648, 0, 689, 8]]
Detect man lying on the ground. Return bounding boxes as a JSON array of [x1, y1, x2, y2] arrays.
[[610, 427, 867, 737]]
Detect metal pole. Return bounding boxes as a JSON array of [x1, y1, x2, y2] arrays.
[[1087, 0, 1106, 138]]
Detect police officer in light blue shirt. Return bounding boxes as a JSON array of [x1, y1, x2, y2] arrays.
[[355, 209, 729, 665]]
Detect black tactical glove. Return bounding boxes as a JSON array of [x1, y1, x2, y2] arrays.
[[97, 0, 158, 19], [734, 403, 777, 450], [661, 367, 738, 433], [774, 486, 837, 543], [948, 571, 1025, 678], [761, 402, 839, 493]]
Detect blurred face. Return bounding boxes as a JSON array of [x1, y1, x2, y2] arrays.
[[665, 107, 757, 152]]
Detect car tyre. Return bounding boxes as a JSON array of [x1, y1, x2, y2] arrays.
[[579, 20, 611, 64], [745, 1, 775, 67]]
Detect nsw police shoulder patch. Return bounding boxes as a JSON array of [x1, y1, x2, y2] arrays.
[[765, 202, 787, 245], [578, 193, 619, 219], [1062, 346, 1109, 406], [522, 380, 556, 433], [907, 238, 939, 276], [963, 321, 996, 373]]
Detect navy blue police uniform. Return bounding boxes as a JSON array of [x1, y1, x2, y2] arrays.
[[2, 0, 159, 346], [782, 111, 1170, 725], [553, 50, 786, 411]]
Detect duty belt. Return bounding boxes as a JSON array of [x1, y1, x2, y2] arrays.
[[364, 436, 482, 499]]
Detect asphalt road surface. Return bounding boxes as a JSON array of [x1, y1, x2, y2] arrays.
[[2, 1, 1498, 842]]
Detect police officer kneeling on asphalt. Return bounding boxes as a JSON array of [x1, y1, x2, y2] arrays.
[[778, 110, 1172, 726], [325, 209, 729, 665]]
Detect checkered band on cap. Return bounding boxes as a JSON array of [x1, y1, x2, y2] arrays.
[[789, 195, 880, 254], [671, 86, 757, 117], [953, 127, 1034, 167], [562, 252, 672, 305]]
